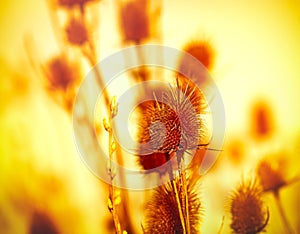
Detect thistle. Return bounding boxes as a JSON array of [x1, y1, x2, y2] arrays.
[[256, 158, 287, 193], [250, 101, 274, 140], [180, 39, 215, 71], [137, 78, 204, 174], [230, 178, 269, 234], [143, 176, 202, 234], [29, 211, 59, 234], [256, 157, 298, 234], [43, 54, 81, 112], [119, 0, 150, 44], [56, 0, 99, 11], [65, 17, 88, 46]]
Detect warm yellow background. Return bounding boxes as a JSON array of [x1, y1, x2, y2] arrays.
[[1, 0, 300, 233]]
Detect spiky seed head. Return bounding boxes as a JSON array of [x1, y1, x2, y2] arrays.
[[45, 54, 80, 91], [250, 101, 274, 140], [65, 17, 88, 46], [119, 0, 149, 43], [137, 79, 203, 173], [230, 179, 269, 234], [179, 39, 215, 71], [143, 177, 202, 234], [256, 158, 287, 193], [57, 0, 98, 9]]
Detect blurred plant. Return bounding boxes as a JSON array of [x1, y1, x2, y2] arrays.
[[29, 211, 59, 234], [116, 0, 162, 83], [65, 17, 89, 46], [103, 96, 127, 234], [117, 0, 161, 44], [257, 156, 299, 234], [119, 0, 149, 44], [43, 54, 81, 112], [226, 138, 245, 165], [250, 100, 275, 140], [57, 0, 99, 12], [229, 177, 269, 234], [30, 0, 135, 233], [180, 39, 215, 71]]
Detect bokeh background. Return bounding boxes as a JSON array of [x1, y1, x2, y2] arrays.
[[1, 0, 300, 233]]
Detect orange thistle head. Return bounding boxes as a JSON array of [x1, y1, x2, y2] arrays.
[[44, 54, 80, 92], [256, 157, 287, 193], [30, 211, 59, 234], [230, 178, 269, 234], [57, 0, 98, 9], [179, 39, 215, 71], [137, 78, 205, 173], [119, 0, 149, 43], [143, 178, 202, 233], [65, 17, 88, 46], [250, 100, 275, 140]]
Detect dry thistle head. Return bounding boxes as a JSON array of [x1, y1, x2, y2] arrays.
[[65, 17, 88, 46], [256, 157, 287, 193], [57, 0, 98, 9], [179, 39, 215, 71], [44, 54, 80, 92], [230, 178, 269, 234], [137, 79, 204, 173], [137, 100, 181, 172], [119, 0, 149, 43], [250, 100, 274, 140], [143, 177, 202, 233], [29, 211, 59, 234]]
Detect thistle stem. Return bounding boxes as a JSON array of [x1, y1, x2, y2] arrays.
[[180, 161, 190, 234], [273, 190, 294, 234], [217, 216, 225, 234], [172, 178, 187, 234], [82, 35, 135, 233], [107, 116, 122, 234]]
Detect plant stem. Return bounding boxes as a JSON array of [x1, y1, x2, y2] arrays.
[[180, 160, 190, 234], [172, 178, 187, 234], [176, 151, 190, 234], [273, 190, 293, 234], [217, 216, 225, 234], [83, 37, 135, 233], [107, 114, 122, 234]]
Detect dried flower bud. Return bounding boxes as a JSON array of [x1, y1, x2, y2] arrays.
[[143, 178, 202, 233], [29, 211, 59, 234], [250, 101, 274, 140], [65, 17, 88, 46], [119, 0, 149, 43], [45, 54, 79, 91], [57, 0, 98, 9], [256, 157, 287, 193], [103, 118, 111, 132], [137, 79, 203, 173], [110, 96, 118, 117], [179, 39, 215, 72], [230, 179, 269, 234]]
